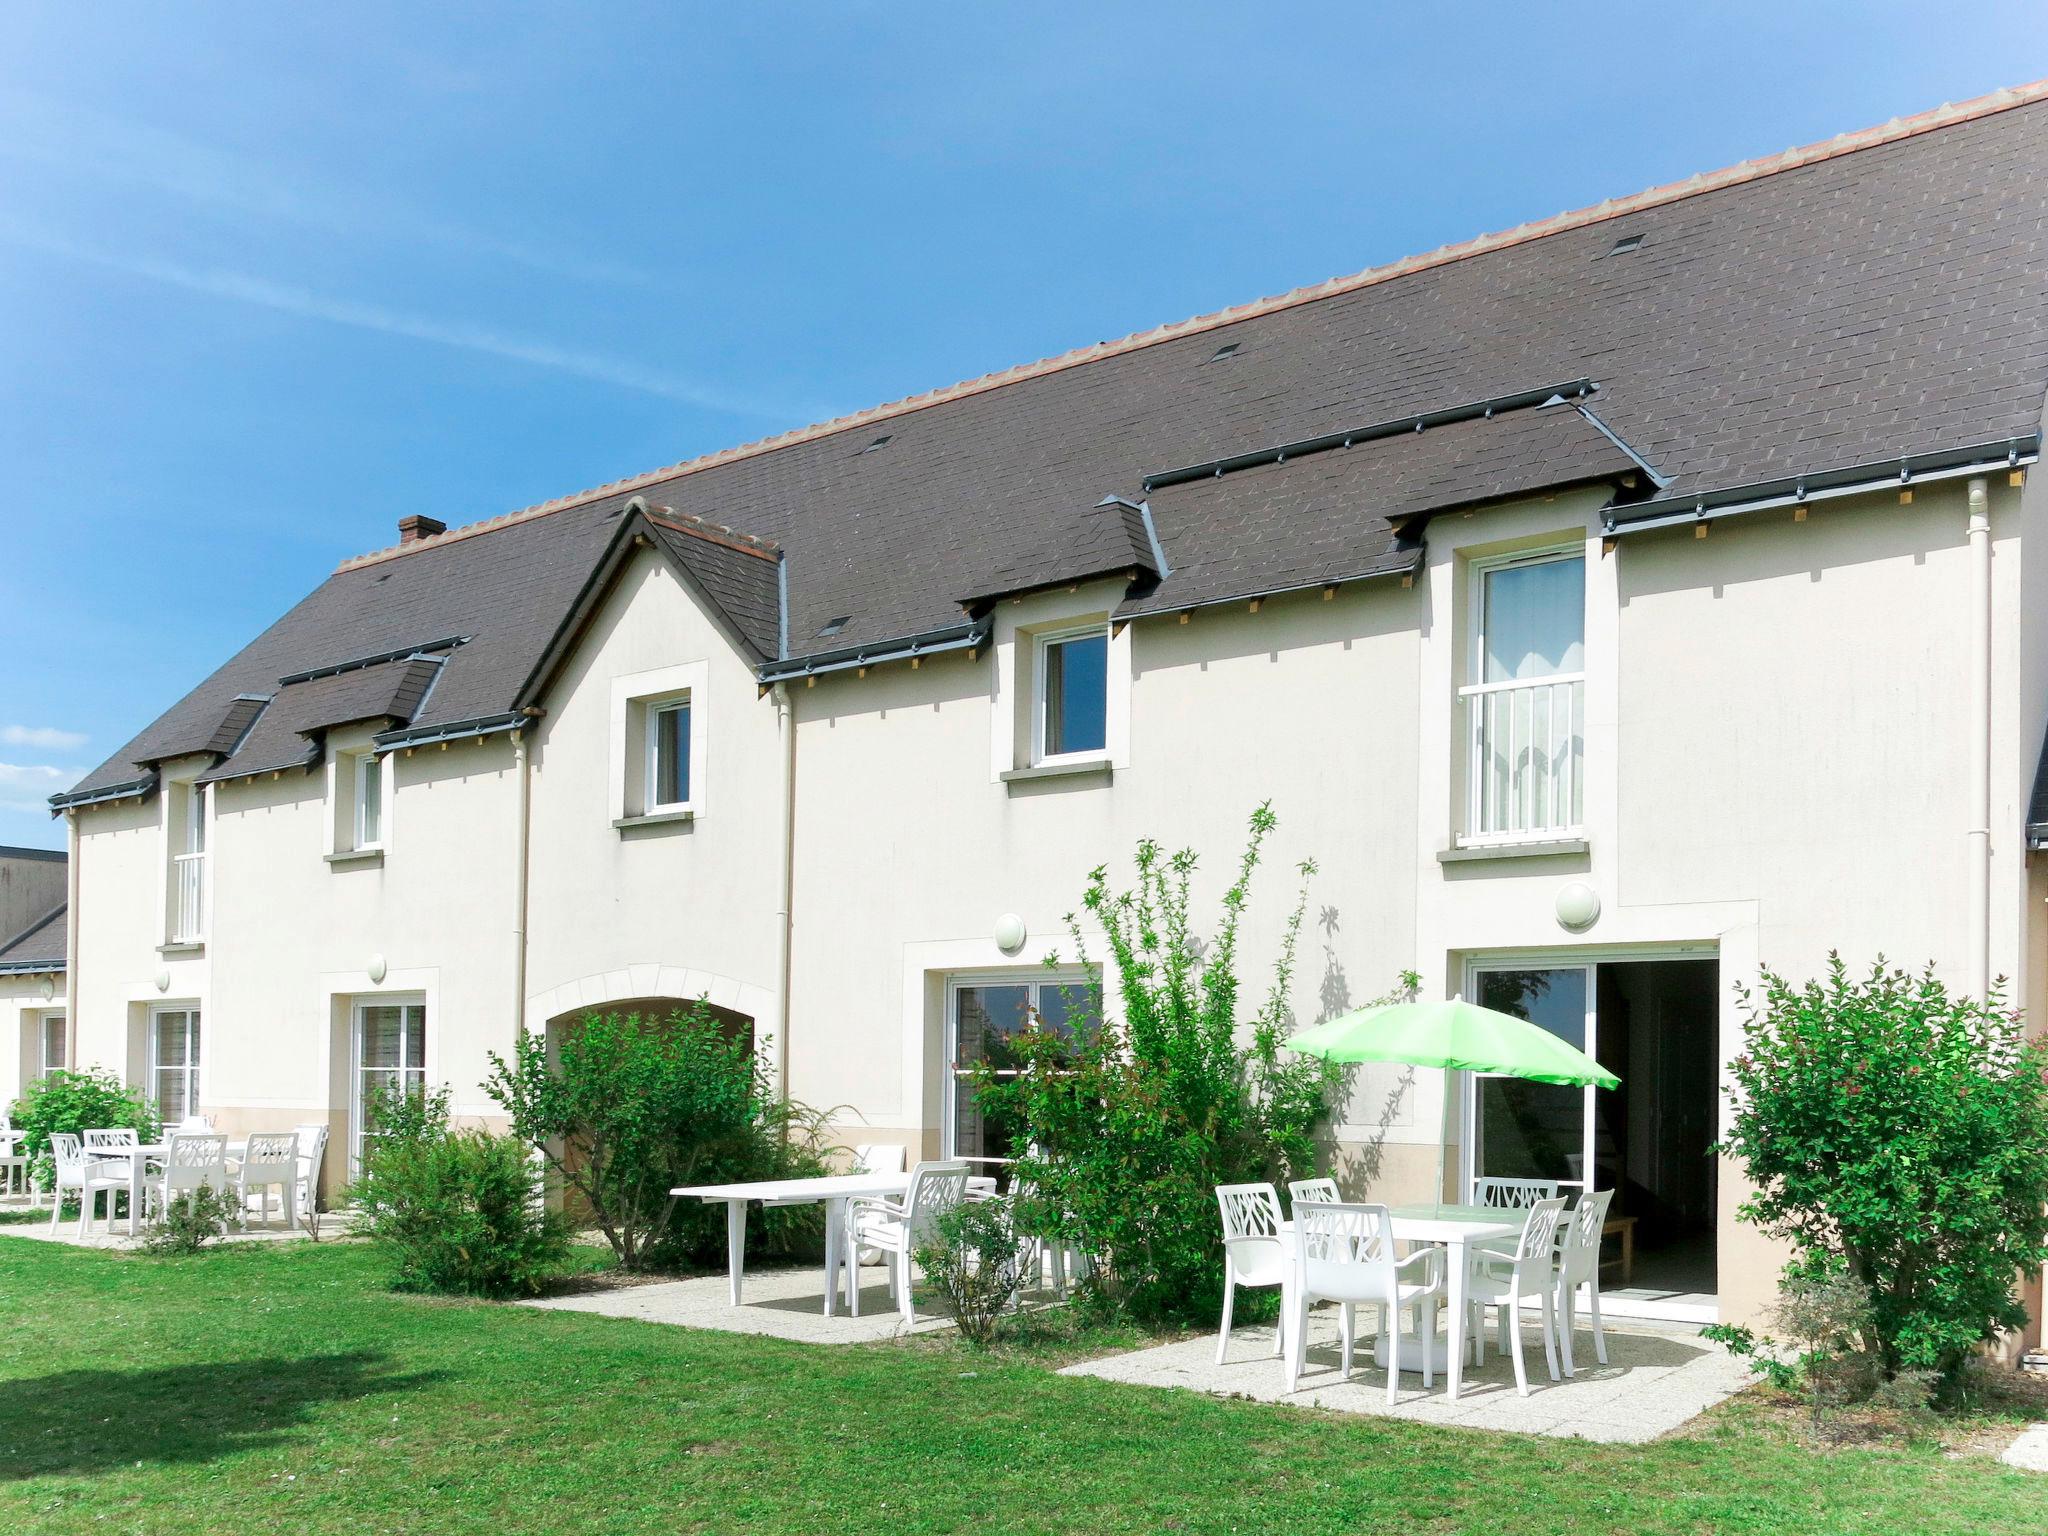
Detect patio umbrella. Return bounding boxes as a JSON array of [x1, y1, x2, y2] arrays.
[[1285, 995, 1618, 1217]]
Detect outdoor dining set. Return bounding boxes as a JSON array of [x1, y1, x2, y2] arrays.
[[0, 1117, 328, 1238]]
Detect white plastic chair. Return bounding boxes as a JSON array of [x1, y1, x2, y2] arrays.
[[845, 1159, 970, 1324], [1471, 1176, 1559, 1210], [1553, 1188, 1614, 1375], [1215, 1183, 1289, 1364], [1466, 1195, 1568, 1395], [0, 1116, 29, 1201], [237, 1132, 299, 1230], [49, 1133, 125, 1236], [82, 1127, 139, 1152], [149, 1134, 228, 1218], [1285, 1201, 1445, 1402], [850, 1143, 905, 1175], [1287, 1177, 1341, 1209], [292, 1123, 329, 1220]]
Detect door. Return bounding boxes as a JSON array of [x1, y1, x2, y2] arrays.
[[1464, 965, 1594, 1197], [352, 1000, 426, 1171], [944, 974, 1090, 1176]]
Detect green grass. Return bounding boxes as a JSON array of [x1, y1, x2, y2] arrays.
[[0, 1239, 2041, 1534]]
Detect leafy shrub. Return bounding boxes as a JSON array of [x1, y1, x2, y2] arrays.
[[1719, 957, 2048, 1394], [979, 804, 1372, 1324], [916, 1196, 1034, 1348], [138, 1183, 238, 1256], [485, 1002, 833, 1270], [9, 1068, 157, 1193], [350, 1085, 570, 1298]]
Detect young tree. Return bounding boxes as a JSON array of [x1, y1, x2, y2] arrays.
[[1721, 956, 2048, 1392]]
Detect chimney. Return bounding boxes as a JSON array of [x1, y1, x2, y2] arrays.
[[398, 515, 447, 546]]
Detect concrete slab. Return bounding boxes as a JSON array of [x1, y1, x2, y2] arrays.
[[2002, 1422, 2048, 1472], [521, 1263, 959, 1345], [0, 1209, 354, 1250], [1062, 1311, 1755, 1442]]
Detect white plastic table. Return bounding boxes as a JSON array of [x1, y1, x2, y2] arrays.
[[92, 1141, 247, 1237], [670, 1172, 912, 1314], [1387, 1204, 1520, 1402]]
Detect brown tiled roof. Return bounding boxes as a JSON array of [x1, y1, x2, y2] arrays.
[[66, 83, 2048, 802]]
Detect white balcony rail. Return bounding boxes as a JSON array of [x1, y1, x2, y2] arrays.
[[1462, 673, 1585, 843], [171, 852, 206, 943]]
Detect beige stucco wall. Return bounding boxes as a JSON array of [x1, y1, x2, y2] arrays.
[[0, 973, 64, 1115], [57, 471, 2045, 1329]]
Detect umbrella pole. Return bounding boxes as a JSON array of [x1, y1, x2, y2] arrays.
[[1435, 1066, 1451, 1219]]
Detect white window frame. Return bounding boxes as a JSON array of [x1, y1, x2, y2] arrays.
[[644, 695, 694, 814], [353, 751, 387, 851], [350, 996, 428, 1172], [1031, 623, 1112, 767], [1461, 546, 1587, 845], [942, 969, 1094, 1167], [610, 660, 710, 824], [167, 780, 209, 943], [147, 1006, 203, 1123], [38, 1012, 66, 1077]]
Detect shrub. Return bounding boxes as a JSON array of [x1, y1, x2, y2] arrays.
[[484, 1002, 833, 1270], [1719, 956, 2048, 1394], [916, 1196, 1033, 1348], [979, 804, 1376, 1324], [349, 1085, 570, 1298], [138, 1183, 238, 1256], [9, 1068, 157, 1193]]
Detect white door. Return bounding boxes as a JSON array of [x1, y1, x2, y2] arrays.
[[352, 1000, 426, 1170]]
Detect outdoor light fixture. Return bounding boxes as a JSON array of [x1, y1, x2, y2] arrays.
[[154, 969, 171, 993], [993, 913, 1027, 954], [1555, 883, 1601, 932], [38, 976, 55, 1001], [368, 954, 388, 984]]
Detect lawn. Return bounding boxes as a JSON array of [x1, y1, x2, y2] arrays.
[[0, 1238, 2041, 1535]]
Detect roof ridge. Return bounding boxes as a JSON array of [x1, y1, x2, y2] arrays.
[[642, 506, 782, 561], [334, 77, 2048, 575]]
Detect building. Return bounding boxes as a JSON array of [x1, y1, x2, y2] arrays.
[[45, 83, 2048, 1337], [0, 846, 69, 1098]]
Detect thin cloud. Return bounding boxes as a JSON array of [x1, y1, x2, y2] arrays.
[[0, 763, 79, 813], [0, 726, 87, 752], [5, 225, 799, 419]]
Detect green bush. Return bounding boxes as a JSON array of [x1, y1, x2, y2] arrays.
[[916, 1196, 1034, 1348], [978, 804, 1374, 1324], [1719, 957, 2048, 1393], [138, 1183, 239, 1256], [484, 1002, 833, 1270], [8, 1068, 157, 1193], [349, 1085, 570, 1298]]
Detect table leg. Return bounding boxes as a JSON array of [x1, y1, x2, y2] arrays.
[[823, 1197, 844, 1317], [1445, 1235, 1467, 1401], [726, 1200, 747, 1306], [128, 1161, 144, 1238], [1621, 1223, 1634, 1286]]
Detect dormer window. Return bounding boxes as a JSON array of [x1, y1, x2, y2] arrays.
[[1035, 625, 1109, 764]]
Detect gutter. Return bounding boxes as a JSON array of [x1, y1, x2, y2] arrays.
[[0, 959, 64, 977], [756, 617, 992, 684], [771, 683, 797, 1100], [511, 727, 534, 1038], [49, 774, 157, 812], [1604, 437, 2041, 535], [63, 811, 78, 1066], [374, 711, 527, 751], [1966, 477, 1992, 998], [1115, 549, 1424, 623]]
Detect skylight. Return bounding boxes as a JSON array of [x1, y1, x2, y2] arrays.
[[1607, 233, 1645, 256], [859, 434, 892, 454], [1209, 342, 1241, 362], [816, 616, 851, 638]]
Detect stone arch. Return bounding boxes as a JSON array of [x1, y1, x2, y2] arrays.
[[525, 964, 776, 1041]]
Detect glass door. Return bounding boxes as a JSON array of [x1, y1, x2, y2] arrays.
[[945, 974, 1092, 1184], [353, 1000, 426, 1171], [1464, 965, 1595, 1197]]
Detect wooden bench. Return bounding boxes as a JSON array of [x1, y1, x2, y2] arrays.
[[1600, 1215, 1637, 1284]]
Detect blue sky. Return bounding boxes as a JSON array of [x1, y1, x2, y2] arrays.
[[2, 2, 2041, 851]]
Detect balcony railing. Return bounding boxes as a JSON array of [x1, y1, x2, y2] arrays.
[[1462, 673, 1585, 843], [171, 852, 206, 943]]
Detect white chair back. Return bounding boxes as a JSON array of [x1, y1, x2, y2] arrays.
[[83, 1127, 138, 1151], [1287, 1177, 1340, 1208], [1559, 1188, 1613, 1283], [1472, 1176, 1559, 1210], [1510, 1195, 1570, 1267], [1293, 1200, 1403, 1300], [174, 1114, 215, 1135], [241, 1132, 298, 1184], [293, 1123, 330, 1211], [852, 1142, 905, 1176], [50, 1132, 88, 1181], [1216, 1182, 1286, 1286], [163, 1134, 228, 1194], [900, 1160, 970, 1244]]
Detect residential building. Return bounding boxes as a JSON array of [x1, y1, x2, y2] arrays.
[[0, 847, 69, 1103], [45, 84, 2048, 1339]]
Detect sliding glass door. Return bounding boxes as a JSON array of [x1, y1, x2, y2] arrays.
[[1464, 965, 1594, 1196]]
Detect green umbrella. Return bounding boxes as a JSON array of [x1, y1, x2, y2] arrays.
[[1286, 995, 1619, 1216]]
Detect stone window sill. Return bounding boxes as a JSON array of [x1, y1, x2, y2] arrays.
[[614, 808, 696, 832], [325, 848, 385, 868], [157, 941, 204, 957], [1437, 837, 1589, 864], [1000, 758, 1113, 785]]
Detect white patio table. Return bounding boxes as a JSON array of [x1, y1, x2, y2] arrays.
[[670, 1171, 912, 1314], [92, 1141, 248, 1237]]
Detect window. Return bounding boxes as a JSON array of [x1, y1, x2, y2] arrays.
[[354, 1000, 426, 1168], [150, 1008, 202, 1122], [1035, 627, 1109, 763], [1463, 551, 1586, 842], [354, 753, 385, 850], [38, 1013, 65, 1078], [945, 974, 1096, 1179], [170, 783, 207, 942], [647, 698, 692, 811]]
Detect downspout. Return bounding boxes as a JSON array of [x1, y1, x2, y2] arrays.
[[1967, 477, 1992, 998], [511, 727, 534, 1036], [64, 809, 79, 1066], [771, 683, 797, 1099]]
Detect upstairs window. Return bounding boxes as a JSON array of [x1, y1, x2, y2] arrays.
[[1463, 550, 1586, 843], [354, 753, 386, 851], [1035, 626, 1109, 763], [648, 698, 693, 812], [169, 782, 207, 943]]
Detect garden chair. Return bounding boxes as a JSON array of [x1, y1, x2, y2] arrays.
[[1287, 1176, 1341, 1209], [292, 1123, 329, 1220], [148, 1134, 228, 1220], [1470, 1176, 1558, 1210], [0, 1114, 29, 1201], [1284, 1200, 1445, 1402], [1552, 1188, 1614, 1375], [1215, 1183, 1289, 1364], [845, 1159, 970, 1325], [82, 1126, 139, 1152], [49, 1133, 125, 1236], [1465, 1195, 1568, 1396], [850, 1142, 905, 1175], [173, 1114, 216, 1136], [237, 1132, 299, 1230]]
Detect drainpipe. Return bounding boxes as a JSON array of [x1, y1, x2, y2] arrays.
[[64, 808, 79, 1066], [771, 683, 797, 1099], [1967, 477, 1992, 998], [511, 727, 534, 1036]]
